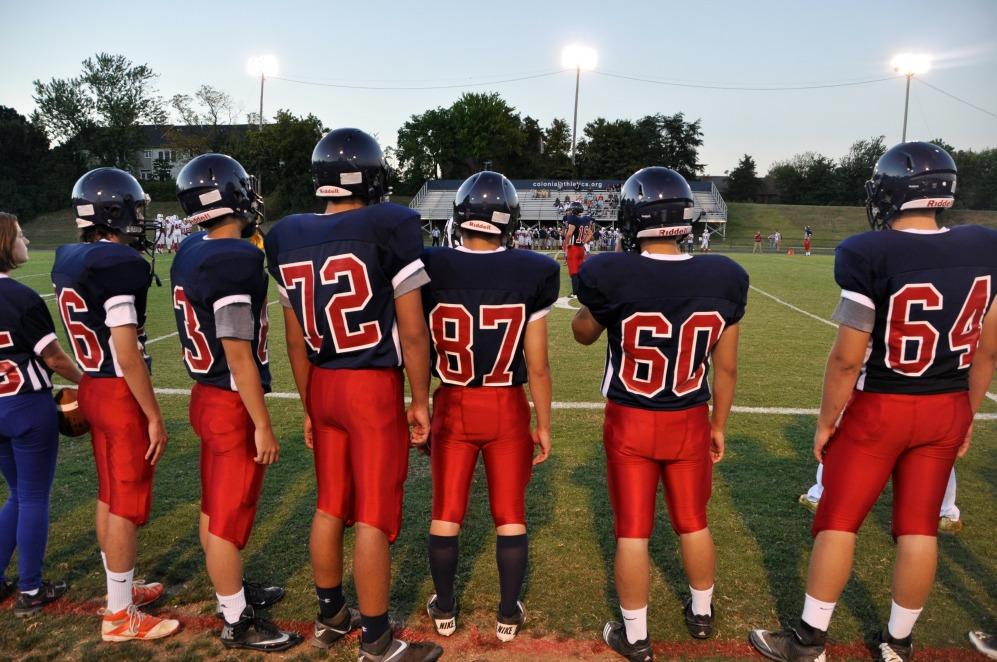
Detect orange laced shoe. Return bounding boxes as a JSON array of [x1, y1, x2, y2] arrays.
[[131, 580, 164, 607], [101, 604, 180, 642]]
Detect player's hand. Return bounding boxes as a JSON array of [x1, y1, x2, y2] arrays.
[[145, 416, 168, 465], [408, 403, 430, 447], [958, 422, 973, 458], [813, 423, 835, 463], [710, 426, 725, 463], [532, 426, 551, 465], [303, 414, 314, 450], [254, 427, 280, 465]]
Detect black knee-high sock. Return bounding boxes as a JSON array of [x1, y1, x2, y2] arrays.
[[570, 274, 579, 295], [496, 534, 528, 618], [428, 534, 459, 612], [315, 584, 345, 619]]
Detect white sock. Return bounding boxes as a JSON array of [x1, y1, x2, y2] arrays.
[[887, 601, 922, 639], [690, 585, 714, 616], [106, 568, 134, 614], [801, 594, 836, 632], [100, 551, 108, 572], [620, 605, 648, 644], [21, 588, 39, 596], [217, 589, 247, 625]]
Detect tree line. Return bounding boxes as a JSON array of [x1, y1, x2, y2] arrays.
[[1, 52, 993, 223]]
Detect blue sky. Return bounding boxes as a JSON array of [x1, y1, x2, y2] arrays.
[[2, 0, 995, 174]]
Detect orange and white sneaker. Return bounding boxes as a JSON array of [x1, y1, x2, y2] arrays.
[[101, 604, 180, 642], [131, 581, 164, 607]]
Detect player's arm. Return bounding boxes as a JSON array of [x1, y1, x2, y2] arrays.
[[109, 323, 167, 465], [963, 302, 997, 456], [282, 306, 314, 448], [39, 340, 83, 384], [563, 223, 577, 253], [814, 324, 871, 462], [395, 288, 431, 446], [524, 317, 552, 464], [572, 306, 605, 345], [708, 323, 740, 463], [222, 337, 278, 465]]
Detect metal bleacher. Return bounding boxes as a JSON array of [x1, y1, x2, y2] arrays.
[[410, 178, 727, 237]]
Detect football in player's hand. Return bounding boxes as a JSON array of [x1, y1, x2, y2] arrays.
[[55, 388, 89, 437]]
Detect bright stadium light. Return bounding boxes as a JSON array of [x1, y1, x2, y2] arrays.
[[561, 45, 598, 163], [247, 55, 279, 131], [891, 53, 931, 142]]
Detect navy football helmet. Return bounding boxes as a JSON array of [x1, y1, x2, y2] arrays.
[[72, 168, 154, 243], [176, 153, 263, 237], [567, 200, 584, 215], [618, 167, 696, 251], [453, 171, 520, 237], [312, 128, 389, 202], [865, 141, 957, 230]]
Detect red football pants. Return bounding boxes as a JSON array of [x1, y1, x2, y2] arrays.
[[78, 376, 154, 527], [603, 401, 712, 537], [190, 383, 267, 550], [566, 245, 586, 276], [307, 366, 409, 542], [814, 390, 970, 538], [430, 385, 533, 527]]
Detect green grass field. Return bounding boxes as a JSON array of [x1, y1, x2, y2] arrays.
[[0, 246, 995, 661]]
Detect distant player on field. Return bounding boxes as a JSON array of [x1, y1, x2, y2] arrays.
[[52, 168, 179, 642], [573, 167, 746, 661], [750, 142, 997, 662], [420, 171, 558, 642], [266, 128, 442, 662], [563, 201, 593, 297], [171, 154, 301, 651]]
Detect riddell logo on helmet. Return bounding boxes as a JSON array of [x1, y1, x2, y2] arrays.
[[926, 199, 954, 208], [317, 185, 352, 197], [657, 226, 689, 236]]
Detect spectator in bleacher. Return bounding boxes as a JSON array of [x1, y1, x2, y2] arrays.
[[431, 225, 441, 246]]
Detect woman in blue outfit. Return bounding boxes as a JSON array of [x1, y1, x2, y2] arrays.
[[0, 212, 82, 616]]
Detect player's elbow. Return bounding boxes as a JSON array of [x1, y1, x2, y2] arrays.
[[828, 349, 864, 374]]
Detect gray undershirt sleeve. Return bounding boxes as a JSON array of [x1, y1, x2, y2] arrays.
[[215, 302, 256, 341], [831, 297, 875, 333], [394, 267, 430, 298]]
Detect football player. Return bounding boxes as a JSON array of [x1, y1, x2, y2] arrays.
[[0, 212, 82, 616], [171, 154, 301, 651], [572, 167, 747, 661], [265, 128, 442, 662], [420, 171, 558, 641], [51, 168, 179, 641], [563, 200, 594, 297], [749, 142, 997, 662]]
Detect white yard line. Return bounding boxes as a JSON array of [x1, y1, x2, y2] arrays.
[[987, 392, 997, 403], [749, 285, 836, 328]]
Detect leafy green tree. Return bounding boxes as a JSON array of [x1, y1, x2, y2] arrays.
[[834, 136, 886, 204], [768, 152, 836, 204], [0, 106, 63, 219], [725, 154, 760, 201], [32, 53, 167, 169], [153, 156, 173, 182], [576, 113, 704, 179], [542, 118, 573, 177]]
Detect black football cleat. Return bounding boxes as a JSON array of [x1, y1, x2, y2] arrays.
[[496, 600, 526, 642], [684, 598, 715, 639], [220, 605, 302, 652], [426, 594, 457, 637], [311, 603, 360, 649], [244, 580, 285, 610], [14, 579, 68, 617], [357, 628, 444, 662], [749, 625, 827, 662], [0, 579, 14, 602], [603, 621, 653, 662], [873, 629, 913, 662]]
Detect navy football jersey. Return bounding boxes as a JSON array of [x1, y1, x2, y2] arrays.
[[565, 214, 593, 246], [0, 276, 57, 397], [265, 203, 425, 369], [421, 247, 560, 386], [578, 252, 748, 410], [834, 225, 997, 394], [51, 242, 152, 378], [170, 233, 271, 392]]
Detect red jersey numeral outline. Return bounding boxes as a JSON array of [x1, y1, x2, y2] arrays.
[[949, 276, 991, 369], [57, 288, 104, 372], [172, 286, 214, 374], [0, 331, 24, 397], [257, 302, 270, 365], [429, 303, 528, 386]]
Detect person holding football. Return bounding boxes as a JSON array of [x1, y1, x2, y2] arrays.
[[265, 128, 442, 662], [573, 167, 746, 661], [563, 200, 594, 297], [749, 142, 997, 662], [171, 154, 301, 652], [51, 169, 179, 641], [420, 171, 558, 642], [0, 212, 82, 616]]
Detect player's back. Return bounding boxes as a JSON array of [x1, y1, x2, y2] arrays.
[[835, 225, 997, 394], [264, 202, 424, 369], [578, 252, 748, 410], [171, 232, 271, 391], [0, 277, 54, 396], [52, 241, 151, 377], [421, 247, 559, 386]]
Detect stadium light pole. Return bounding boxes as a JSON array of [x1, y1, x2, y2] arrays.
[[891, 53, 930, 142], [561, 45, 597, 164], [247, 55, 279, 130]]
